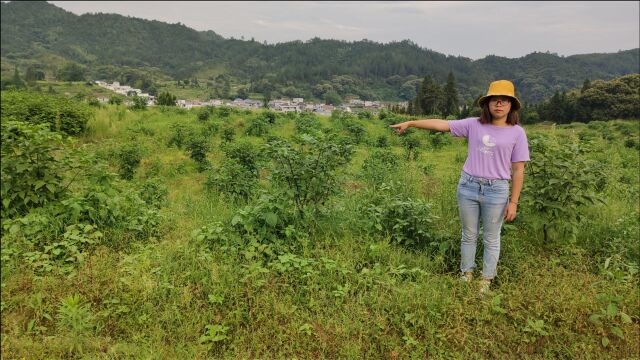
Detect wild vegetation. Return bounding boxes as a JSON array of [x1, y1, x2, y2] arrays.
[[1, 87, 638, 358]]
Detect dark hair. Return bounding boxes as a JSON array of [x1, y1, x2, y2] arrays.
[[479, 100, 520, 125]]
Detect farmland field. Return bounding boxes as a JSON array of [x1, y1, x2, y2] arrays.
[[1, 98, 639, 359]]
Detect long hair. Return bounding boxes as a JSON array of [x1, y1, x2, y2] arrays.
[[479, 102, 520, 125]]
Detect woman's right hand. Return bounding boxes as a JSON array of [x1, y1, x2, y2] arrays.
[[389, 122, 410, 134]]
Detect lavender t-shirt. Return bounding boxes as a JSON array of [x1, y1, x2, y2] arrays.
[[448, 117, 530, 180]]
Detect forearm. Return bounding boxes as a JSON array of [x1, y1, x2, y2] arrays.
[[510, 168, 524, 204], [406, 119, 450, 132]]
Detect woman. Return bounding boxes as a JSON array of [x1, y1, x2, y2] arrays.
[[390, 80, 530, 294]]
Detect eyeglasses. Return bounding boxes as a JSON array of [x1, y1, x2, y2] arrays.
[[489, 97, 512, 105]]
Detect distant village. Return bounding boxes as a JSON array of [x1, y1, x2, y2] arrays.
[[94, 80, 405, 115]]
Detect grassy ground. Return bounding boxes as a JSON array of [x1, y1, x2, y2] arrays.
[[1, 106, 639, 359]]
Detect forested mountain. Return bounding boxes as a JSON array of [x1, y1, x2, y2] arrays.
[[2, 1, 638, 103]]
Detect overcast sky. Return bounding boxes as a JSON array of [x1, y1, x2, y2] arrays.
[[50, 1, 639, 60]]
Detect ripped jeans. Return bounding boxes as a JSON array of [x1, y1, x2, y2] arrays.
[[456, 171, 510, 280]]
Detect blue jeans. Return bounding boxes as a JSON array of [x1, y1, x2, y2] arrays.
[[456, 171, 510, 280]]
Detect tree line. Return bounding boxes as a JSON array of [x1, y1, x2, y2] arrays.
[[2, 1, 639, 104], [387, 73, 639, 123]]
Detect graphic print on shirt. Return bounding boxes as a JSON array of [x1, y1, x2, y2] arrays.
[[478, 134, 496, 156]]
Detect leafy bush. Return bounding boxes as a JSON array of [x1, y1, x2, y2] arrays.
[[138, 178, 168, 208], [129, 95, 147, 111], [360, 183, 438, 247], [216, 106, 234, 118], [206, 159, 257, 200], [375, 135, 389, 148], [221, 128, 235, 143], [116, 143, 142, 180], [295, 113, 322, 136], [400, 132, 422, 160], [203, 121, 220, 136], [360, 149, 399, 184], [186, 136, 211, 172], [167, 123, 192, 149], [1, 90, 93, 135], [264, 134, 353, 218], [523, 136, 606, 243], [222, 141, 263, 177], [1, 121, 71, 218], [108, 95, 124, 105], [261, 110, 278, 124], [197, 107, 212, 122], [245, 117, 270, 137], [429, 132, 451, 150], [191, 221, 230, 248], [231, 192, 296, 243]]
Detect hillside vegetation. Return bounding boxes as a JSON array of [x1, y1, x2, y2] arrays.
[[1, 1, 638, 103]]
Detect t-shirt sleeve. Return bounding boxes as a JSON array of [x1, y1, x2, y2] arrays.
[[448, 118, 475, 138], [511, 129, 530, 162]]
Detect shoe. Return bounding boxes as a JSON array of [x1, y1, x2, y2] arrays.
[[460, 272, 473, 282], [479, 279, 491, 295]]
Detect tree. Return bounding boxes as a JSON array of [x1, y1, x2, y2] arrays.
[[57, 62, 85, 82], [11, 67, 25, 89], [399, 81, 418, 101], [420, 75, 442, 115], [324, 91, 342, 106], [130, 95, 148, 110], [443, 72, 459, 117], [581, 79, 591, 93], [25, 67, 38, 86], [109, 95, 124, 105], [237, 86, 249, 99], [157, 91, 177, 106]]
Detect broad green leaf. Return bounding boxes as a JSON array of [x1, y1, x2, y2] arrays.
[[264, 212, 278, 226], [620, 312, 632, 324], [611, 326, 624, 339]]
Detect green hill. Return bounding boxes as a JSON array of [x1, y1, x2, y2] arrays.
[[2, 1, 638, 103]]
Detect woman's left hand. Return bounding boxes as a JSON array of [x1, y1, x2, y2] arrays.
[[504, 202, 517, 222]]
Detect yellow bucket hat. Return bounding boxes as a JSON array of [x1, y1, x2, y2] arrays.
[[478, 80, 521, 111]]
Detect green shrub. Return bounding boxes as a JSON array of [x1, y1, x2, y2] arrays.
[[186, 136, 211, 172], [429, 132, 451, 150], [265, 134, 353, 218], [197, 107, 211, 122], [245, 117, 270, 137], [216, 106, 234, 118], [375, 135, 389, 148], [108, 95, 124, 105], [116, 143, 142, 180], [138, 178, 168, 208], [523, 136, 606, 243], [400, 132, 421, 160], [1, 121, 70, 218], [295, 113, 322, 136], [361, 149, 399, 184], [167, 123, 192, 149], [222, 141, 263, 177], [129, 95, 147, 111], [1, 90, 93, 135], [221, 127, 235, 142], [360, 182, 438, 247], [231, 192, 296, 243], [206, 159, 257, 200]]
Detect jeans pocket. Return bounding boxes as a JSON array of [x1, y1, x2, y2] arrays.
[[490, 182, 509, 194]]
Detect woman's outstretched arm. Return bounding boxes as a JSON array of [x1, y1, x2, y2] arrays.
[[389, 119, 450, 134]]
